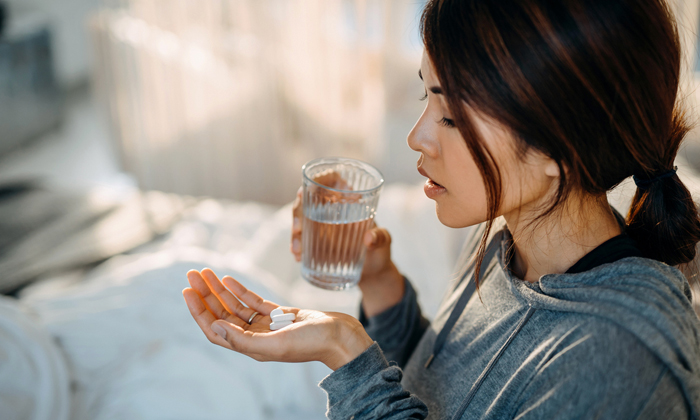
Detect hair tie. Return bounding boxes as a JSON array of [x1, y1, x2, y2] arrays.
[[633, 166, 678, 190]]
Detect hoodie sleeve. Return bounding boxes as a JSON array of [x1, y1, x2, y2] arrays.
[[319, 342, 429, 419], [511, 320, 687, 420], [357, 277, 430, 368]]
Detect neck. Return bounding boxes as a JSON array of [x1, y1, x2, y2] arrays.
[[504, 194, 622, 282]]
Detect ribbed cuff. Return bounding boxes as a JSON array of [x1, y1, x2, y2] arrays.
[[318, 341, 389, 405]]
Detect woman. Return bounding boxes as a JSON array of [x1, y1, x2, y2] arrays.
[[183, 0, 700, 417]]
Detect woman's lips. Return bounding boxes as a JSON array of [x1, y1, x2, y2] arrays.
[[417, 166, 446, 198], [424, 178, 447, 198], [428, 178, 443, 187]]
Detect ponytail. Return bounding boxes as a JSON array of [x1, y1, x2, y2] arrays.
[[626, 116, 700, 266], [626, 172, 700, 266]]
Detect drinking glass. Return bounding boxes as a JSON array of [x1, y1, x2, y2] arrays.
[[301, 157, 384, 290]]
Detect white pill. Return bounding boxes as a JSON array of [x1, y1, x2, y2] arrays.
[[270, 320, 293, 331], [271, 313, 295, 322], [270, 308, 284, 317]]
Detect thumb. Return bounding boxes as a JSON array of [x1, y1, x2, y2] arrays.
[[211, 320, 280, 362], [211, 321, 229, 339], [364, 227, 391, 250], [211, 320, 251, 353]]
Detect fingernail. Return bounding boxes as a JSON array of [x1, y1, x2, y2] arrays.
[[211, 323, 227, 339], [292, 238, 300, 253], [293, 217, 301, 231], [371, 231, 378, 244]]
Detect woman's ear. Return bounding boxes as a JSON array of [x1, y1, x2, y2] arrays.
[[543, 159, 560, 178]]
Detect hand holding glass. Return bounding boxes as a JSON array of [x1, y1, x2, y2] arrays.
[[300, 158, 384, 290]]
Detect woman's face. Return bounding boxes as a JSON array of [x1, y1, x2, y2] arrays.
[[407, 52, 559, 229]]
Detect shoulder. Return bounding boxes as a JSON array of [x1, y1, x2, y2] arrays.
[[514, 316, 676, 419], [611, 256, 694, 301], [545, 255, 689, 294], [535, 313, 660, 373], [534, 256, 699, 340]]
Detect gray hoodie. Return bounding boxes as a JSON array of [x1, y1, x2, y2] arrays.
[[319, 220, 700, 419]]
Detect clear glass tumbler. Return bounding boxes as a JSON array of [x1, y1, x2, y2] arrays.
[[301, 157, 384, 290]]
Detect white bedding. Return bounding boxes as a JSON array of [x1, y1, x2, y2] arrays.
[[5, 182, 465, 420], [0, 296, 70, 420]]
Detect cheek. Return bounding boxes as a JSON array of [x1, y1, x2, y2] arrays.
[[498, 156, 553, 214], [447, 150, 484, 199], [436, 144, 490, 228]]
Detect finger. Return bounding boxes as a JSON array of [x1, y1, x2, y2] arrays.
[[211, 320, 282, 361], [187, 270, 234, 321], [291, 187, 303, 261], [182, 288, 234, 350], [291, 238, 301, 262], [292, 188, 303, 234], [188, 270, 248, 328], [292, 187, 303, 222], [198, 269, 253, 326], [362, 220, 377, 247], [364, 227, 391, 250], [313, 170, 350, 190], [291, 227, 302, 262], [221, 276, 279, 315]]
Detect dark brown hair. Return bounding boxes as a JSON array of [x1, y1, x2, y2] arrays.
[[420, 0, 700, 284]]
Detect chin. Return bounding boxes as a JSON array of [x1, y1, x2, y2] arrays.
[[434, 203, 486, 229], [434, 204, 467, 228]]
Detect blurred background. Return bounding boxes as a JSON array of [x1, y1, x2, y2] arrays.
[[1, 1, 700, 420], [0, 0, 431, 204]]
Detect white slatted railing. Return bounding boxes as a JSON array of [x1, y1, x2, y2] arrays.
[[89, 0, 425, 204]]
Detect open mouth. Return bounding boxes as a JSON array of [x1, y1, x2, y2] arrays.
[[429, 179, 444, 188], [417, 164, 446, 194]]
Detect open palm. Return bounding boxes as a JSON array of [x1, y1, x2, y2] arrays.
[[182, 268, 372, 368]]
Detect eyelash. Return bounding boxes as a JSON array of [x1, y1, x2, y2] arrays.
[[439, 117, 455, 128], [419, 91, 455, 128]]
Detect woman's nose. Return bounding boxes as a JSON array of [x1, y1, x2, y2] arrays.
[[407, 109, 439, 157]]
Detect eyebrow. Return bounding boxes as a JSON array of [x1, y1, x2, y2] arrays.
[[418, 69, 444, 95]]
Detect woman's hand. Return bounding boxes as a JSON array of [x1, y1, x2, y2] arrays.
[[182, 268, 374, 370], [291, 172, 405, 317]]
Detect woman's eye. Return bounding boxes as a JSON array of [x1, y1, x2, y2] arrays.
[[419, 92, 428, 101], [439, 117, 455, 128]]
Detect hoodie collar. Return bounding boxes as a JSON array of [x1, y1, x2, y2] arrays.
[[496, 224, 700, 418]]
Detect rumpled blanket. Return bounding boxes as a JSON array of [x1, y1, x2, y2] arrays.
[[0, 296, 70, 420]]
